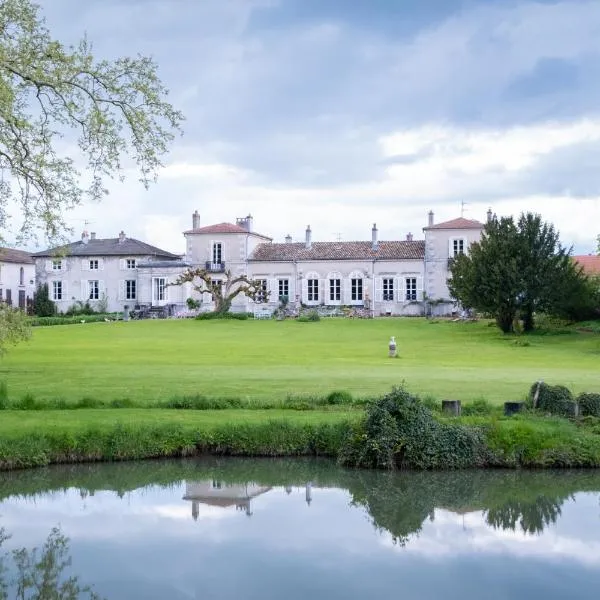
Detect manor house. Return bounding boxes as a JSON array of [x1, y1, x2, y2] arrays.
[[33, 210, 489, 316]]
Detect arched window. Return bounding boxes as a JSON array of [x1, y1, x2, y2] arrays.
[[348, 270, 365, 305], [326, 271, 342, 304], [19, 267, 24, 286], [303, 271, 320, 304]]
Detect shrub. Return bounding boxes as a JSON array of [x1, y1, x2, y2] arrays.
[[196, 312, 249, 321], [159, 395, 243, 409], [64, 301, 96, 316], [339, 386, 488, 470], [578, 393, 600, 418], [32, 283, 56, 317], [462, 398, 494, 416], [530, 382, 574, 416], [325, 390, 353, 405], [297, 310, 320, 322]]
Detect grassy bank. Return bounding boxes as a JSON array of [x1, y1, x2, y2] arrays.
[[2, 408, 600, 471], [1, 318, 598, 405]]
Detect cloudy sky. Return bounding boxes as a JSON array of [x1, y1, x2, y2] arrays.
[[36, 0, 600, 254]]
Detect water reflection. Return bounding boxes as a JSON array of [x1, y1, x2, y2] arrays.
[[0, 460, 599, 600]]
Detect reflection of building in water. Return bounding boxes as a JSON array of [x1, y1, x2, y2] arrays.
[[183, 481, 272, 519], [183, 481, 315, 519]]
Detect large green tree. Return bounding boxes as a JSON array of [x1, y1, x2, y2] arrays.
[[0, 0, 183, 353], [0, 0, 183, 241], [449, 213, 589, 333]]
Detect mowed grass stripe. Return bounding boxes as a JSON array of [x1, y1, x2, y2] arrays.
[[1, 318, 597, 404]]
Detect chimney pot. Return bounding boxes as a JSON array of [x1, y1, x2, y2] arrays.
[[428, 211, 434, 227], [192, 210, 200, 229], [90, 232, 96, 240], [371, 223, 378, 250], [305, 225, 312, 250], [285, 234, 292, 244], [81, 231, 89, 244], [118, 230, 126, 243], [406, 232, 413, 242]]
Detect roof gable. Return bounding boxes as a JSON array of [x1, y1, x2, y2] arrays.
[[184, 222, 271, 239], [424, 217, 483, 230], [32, 237, 180, 259], [249, 240, 425, 261]]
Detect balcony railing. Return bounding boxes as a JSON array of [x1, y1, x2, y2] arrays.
[[205, 261, 226, 273]]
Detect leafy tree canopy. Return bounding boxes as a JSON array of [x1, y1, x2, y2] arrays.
[[449, 212, 592, 333], [0, 0, 184, 242]]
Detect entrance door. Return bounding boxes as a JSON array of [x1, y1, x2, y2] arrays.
[[18, 290, 26, 309], [152, 277, 167, 306]]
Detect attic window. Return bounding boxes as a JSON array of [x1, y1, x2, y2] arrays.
[[126, 259, 136, 269]]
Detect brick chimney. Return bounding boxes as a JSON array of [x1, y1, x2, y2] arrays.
[[90, 232, 96, 240], [118, 231, 126, 243], [285, 234, 292, 243], [406, 232, 413, 241], [81, 231, 89, 244], [428, 210, 434, 227], [192, 210, 200, 229], [305, 225, 312, 250]]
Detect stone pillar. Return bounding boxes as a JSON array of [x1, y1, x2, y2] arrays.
[[504, 402, 524, 416], [442, 400, 461, 416]]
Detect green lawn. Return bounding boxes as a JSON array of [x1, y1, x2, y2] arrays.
[[1, 318, 598, 404]]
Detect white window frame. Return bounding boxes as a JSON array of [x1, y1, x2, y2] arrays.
[[89, 259, 99, 271], [88, 280, 100, 300], [212, 241, 223, 265], [125, 279, 136, 301], [450, 237, 466, 258], [307, 278, 319, 303], [152, 277, 167, 304], [126, 259, 137, 270], [382, 278, 394, 302], [52, 259, 62, 271], [278, 278, 289, 300], [255, 279, 268, 303], [351, 278, 363, 303], [405, 277, 417, 301], [52, 280, 63, 301]]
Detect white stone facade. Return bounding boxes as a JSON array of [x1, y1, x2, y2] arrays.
[[32, 211, 487, 316]]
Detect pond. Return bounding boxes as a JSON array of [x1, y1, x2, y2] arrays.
[[1, 458, 599, 599]]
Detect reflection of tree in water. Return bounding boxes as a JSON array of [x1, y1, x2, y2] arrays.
[[0, 527, 102, 599], [485, 495, 570, 535]]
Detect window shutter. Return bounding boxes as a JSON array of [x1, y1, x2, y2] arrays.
[[396, 277, 404, 302], [118, 280, 125, 301], [99, 280, 106, 298], [448, 238, 454, 258], [319, 278, 325, 304], [81, 280, 88, 301], [375, 277, 383, 302], [417, 276, 424, 301], [62, 281, 68, 301], [99, 259, 104, 271], [301, 278, 308, 304], [163, 279, 169, 302], [268, 278, 277, 302], [119, 259, 126, 270], [343, 277, 351, 304], [81, 259, 88, 271]]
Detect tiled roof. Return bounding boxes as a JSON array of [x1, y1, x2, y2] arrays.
[[424, 217, 483, 230], [32, 238, 180, 259], [137, 260, 190, 269], [574, 255, 600, 275], [0, 247, 34, 264], [184, 222, 271, 239], [249, 240, 425, 261]]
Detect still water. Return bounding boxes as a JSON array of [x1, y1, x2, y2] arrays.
[[1, 458, 600, 599]]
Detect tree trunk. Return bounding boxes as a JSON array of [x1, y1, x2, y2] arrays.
[[522, 304, 535, 332], [496, 307, 515, 333]]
